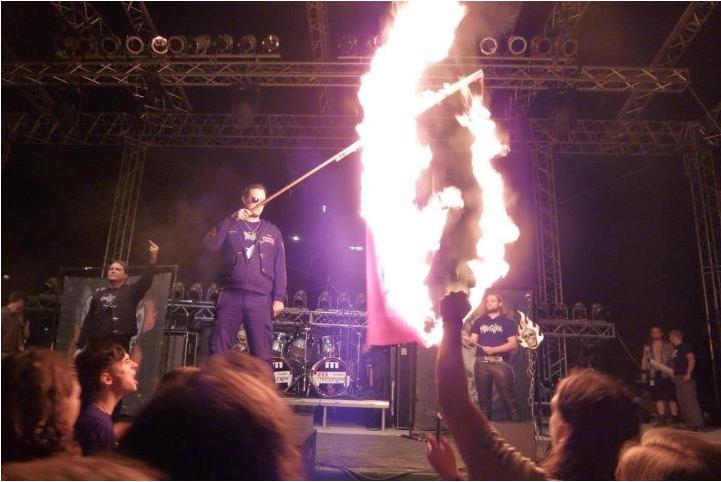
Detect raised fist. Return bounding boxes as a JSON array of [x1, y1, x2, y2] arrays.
[[440, 291, 471, 324]]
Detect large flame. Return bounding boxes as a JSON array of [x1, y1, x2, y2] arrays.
[[359, 0, 518, 346]]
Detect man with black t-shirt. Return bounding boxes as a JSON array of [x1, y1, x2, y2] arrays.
[[466, 293, 519, 421], [669, 329, 704, 431], [204, 183, 287, 363]]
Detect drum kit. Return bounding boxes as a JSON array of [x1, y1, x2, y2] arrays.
[[236, 328, 354, 397]]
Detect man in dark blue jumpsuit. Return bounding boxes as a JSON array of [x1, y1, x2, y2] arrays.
[[205, 183, 287, 363]]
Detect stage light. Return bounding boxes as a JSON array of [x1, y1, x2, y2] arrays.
[[167, 35, 187, 55], [150, 35, 169, 55], [366, 34, 382, 53], [480, 37, 498, 56], [537, 300, 552, 318], [238, 34, 257, 54], [337, 291, 353, 310], [206, 283, 220, 303], [125, 35, 145, 55], [337, 35, 358, 56], [77, 35, 99, 57], [355, 293, 367, 311], [231, 86, 260, 129], [316, 290, 331, 310], [507, 35, 527, 56], [349, 246, 364, 252], [41, 277, 60, 295], [591, 303, 609, 321], [190, 35, 211, 54], [54, 35, 77, 58], [321, 205, 327, 213], [553, 302, 569, 319], [2, 275, 9, 281], [260, 34, 280, 54], [572, 302, 588, 320], [292, 289, 308, 309], [555, 37, 578, 58], [531, 36, 553, 56], [213, 34, 234, 54], [188, 282, 203, 301], [173, 281, 185, 299], [291, 235, 301, 242], [100, 36, 122, 57]]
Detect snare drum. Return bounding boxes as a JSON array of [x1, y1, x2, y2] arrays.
[[285, 333, 316, 362], [271, 356, 298, 393], [310, 357, 351, 397]]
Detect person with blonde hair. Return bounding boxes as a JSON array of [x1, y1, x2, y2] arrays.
[[616, 427, 721, 480]]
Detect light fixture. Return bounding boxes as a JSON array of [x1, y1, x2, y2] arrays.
[[238, 34, 257, 54], [553, 302, 569, 319], [188, 282, 203, 302], [150, 35, 169, 55], [167, 35, 187, 55], [41, 277, 60, 295], [507, 35, 527, 56], [591, 303, 609, 321], [537, 300, 552, 318], [291, 235, 301, 242], [555, 37, 578, 58], [531, 36, 553, 57], [206, 283, 220, 303], [337, 35, 358, 56], [480, 36, 498, 56], [349, 246, 364, 252], [366, 34, 382, 53], [292, 289, 308, 309], [572, 302, 588, 320], [54, 35, 77, 58], [173, 281, 185, 299], [213, 34, 234, 54], [125, 35, 145, 55], [337, 292, 352, 310], [260, 34, 280, 54], [190, 35, 211, 55], [100, 36, 122, 57], [316, 290, 331, 310], [355, 293, 367, 311], [77, 35, 99, 57]]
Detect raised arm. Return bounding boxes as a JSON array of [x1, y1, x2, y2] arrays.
[[130, 241, 159, 303]]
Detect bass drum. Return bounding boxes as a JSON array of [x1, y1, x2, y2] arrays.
[[285, 333, 317, 363], [310, 357, 351, 398], [271, 356, 299, 393]]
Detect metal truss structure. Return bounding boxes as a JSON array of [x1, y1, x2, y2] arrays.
[[5, 111, 693, 156], [305, 1, 334, 114], [1, 58, 690, 92], [103, 138, 148, 269], [683, 146, 721, 403], [617, 2, 717, 119]]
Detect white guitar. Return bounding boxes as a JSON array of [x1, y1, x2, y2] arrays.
[[648, 358, 675, 378]]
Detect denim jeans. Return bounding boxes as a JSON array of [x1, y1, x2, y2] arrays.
[[474, 359, 519, 421]]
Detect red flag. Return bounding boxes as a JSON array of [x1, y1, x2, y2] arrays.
[[365, 229, 424, 346]]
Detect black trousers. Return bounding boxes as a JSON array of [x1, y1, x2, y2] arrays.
[[474, 360, 519, 421]]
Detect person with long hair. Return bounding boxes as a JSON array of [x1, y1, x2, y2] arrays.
[[119, 351, 302, 480], [640, 325, 678, 425], [428, 291, 640, 480], [2, 349, 81, 463], [615, 427, 721, 480]]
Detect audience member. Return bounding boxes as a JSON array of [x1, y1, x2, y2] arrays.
[[429, 291, 640, 480], [154, 366, 199, 396], [119, 352, 302, 480], [2, 290, 27, 355], [616, 427, 721, 480], [74, 341, 138, 455], [1, 349, 81, 463], [669, 329, 705, 431], [2, 454, 164, 480]]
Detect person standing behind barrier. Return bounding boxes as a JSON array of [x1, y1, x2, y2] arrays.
[[2, 290, 27, 355], [669, 329, 704, 431], [204, 183, 287, 364]]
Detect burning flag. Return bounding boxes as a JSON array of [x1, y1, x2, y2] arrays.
[[360, 0, 519, 346]]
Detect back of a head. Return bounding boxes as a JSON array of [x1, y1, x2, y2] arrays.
[[75, 341, 126, 404], [1, 349, 79, 463], [2, 454, 164, 480], [119, 352, 301, 480], [616, 428, 721, 480], [543, 369, 641, 480]]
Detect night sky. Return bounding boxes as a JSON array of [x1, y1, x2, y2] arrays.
[[2, 2, 720, 405]]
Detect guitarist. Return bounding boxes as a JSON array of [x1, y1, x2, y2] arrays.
[[640, 325, 678, 426]]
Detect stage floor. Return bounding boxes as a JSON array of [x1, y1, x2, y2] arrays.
[[311, 424, 721, 481]]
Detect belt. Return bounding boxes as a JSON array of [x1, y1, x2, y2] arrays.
[[478, 355, 504, 363]]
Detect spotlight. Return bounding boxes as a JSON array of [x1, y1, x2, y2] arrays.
[[337, 292, 352, 310], [41, 277, 60, 295], [167, 35, 188, 55], [206, 283, 220, 303], [480, 36, 498, 56], [100, 36, 122, 57], [54, 35, 77, 58], [292, 289, 308, 309], [237, 34, 257, 54], [125, 35, 145, 56], [77, 35, 99, 57], [355, 293, 367, 311], [190, 35, 211, 55], [260, 34, 280, 54], [173, 281, 185, 299], [531, 36, 553, 57], [188, 282, 203, 302], [553, 302, 569, 319], [349, 246, 364, 252], [290, 235, 301, 242], [537, 300, 552, 318], [316, 290, 331, 310], [337, 35, 358, 56], [150, 35, 168, 55], [556, 37, 578, 58], [507, 35, 527, 56], [591, 303, 609, 321], [366, 34, 382, 53], [572, 302, 588, 320], [213, 34, 234, 54]]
